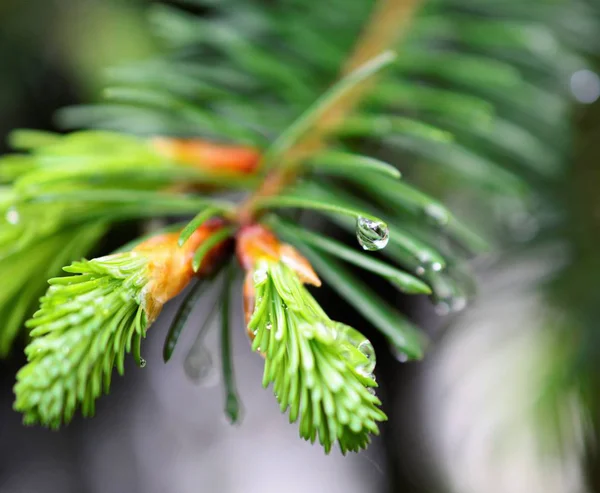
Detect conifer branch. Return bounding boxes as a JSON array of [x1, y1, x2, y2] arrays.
[[3, 0, 592, 458], [342, 0, 421, 74]]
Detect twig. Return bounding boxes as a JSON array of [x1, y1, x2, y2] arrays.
[[235, 0, 422, 225]]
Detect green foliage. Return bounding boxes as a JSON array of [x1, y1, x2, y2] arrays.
[[248, 260, 386, 453], [14, 253, 149, 427], [54, 0, 592, 332], [1, 0, 597, 455], [0, 129, 233, 355], [0, 223, 106, 355], [220, 262, 242, 424], [163, 280, 208, 363]]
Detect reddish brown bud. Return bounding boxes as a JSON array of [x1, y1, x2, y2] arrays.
[[135, 219, 230, 321], [152, 137, 260, 175], [236, 224, 321, 339]]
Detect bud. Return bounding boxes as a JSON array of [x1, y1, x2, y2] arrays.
[[152, 137, 260, 175], [135, 219, 230, 321], [236, 224, 320, 337]]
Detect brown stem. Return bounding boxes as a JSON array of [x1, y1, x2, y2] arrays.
[[235, 0, 422, 225]]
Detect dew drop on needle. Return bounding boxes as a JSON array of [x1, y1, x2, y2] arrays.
[[184, 343, 218, 387], [424, 203, 449, 227], [5, 206, 20, 225], [356, 216, 389, 251]]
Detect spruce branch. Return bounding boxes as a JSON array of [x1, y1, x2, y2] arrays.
[[14, 222, 234, 426], [14, 253, 150, 426], [235, 224, 386, 452], [3, 0, 592, 459], [248, 260, 386, 453]]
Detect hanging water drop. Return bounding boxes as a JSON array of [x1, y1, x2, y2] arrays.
[[357, 340, 376, 374], [416, 250, 445, 274], [330, 322, 376, 376], [393, 349, 409, 363], [139, 358, 147, 368], [356, 365, 372, 378], [253, 267, 268, 284], [570, 69, 600, 104], [184, 343, 218, 387], [424, 203, 449, 227], [5, 206, 20, 225], [434, 301, 451, 316], [451, 296, 467, 312], [356, 216, 389, 251]]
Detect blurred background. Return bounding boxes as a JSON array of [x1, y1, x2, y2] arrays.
[[1, 1, 600, 492]]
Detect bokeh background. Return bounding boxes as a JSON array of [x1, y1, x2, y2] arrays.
[[1, 1, 600, 492]]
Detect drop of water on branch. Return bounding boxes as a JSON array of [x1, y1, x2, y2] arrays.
[[392, 348, 409, 363], [5, 206, 20, 225], [184, 344, 218, 387], [356, 216, 389, 251], [435, 296, 467, 315], [331, 322, 376, 376], [424, 203, 449, 227], [416, 251, 444, 275]]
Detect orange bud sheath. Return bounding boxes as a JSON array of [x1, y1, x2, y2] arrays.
[[152, 137, 260, 175], [236, 224, 281, 270], [236, 224, 321, 340], [135, 220, 230, 322]]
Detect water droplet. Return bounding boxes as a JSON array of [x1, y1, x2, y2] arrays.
[[434, 294, 467, 315], [139, 358, 147, 368], [356, 217, 389, 251], [330, 322, 376, 376], [434, 301, 451, 316], [393, 350, 409, 363], [416, 250, 445, 274], [265, 322, 272, 331], [570, 69, 600, 104], [424, 203, 449, 227], [357, 340, 376, 374], [451, 296, 467, 312], [253, 267, 268, 285], [81, 306, 95, 317], [5, 206, 20, 225], [184, 344, 217, 387]]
